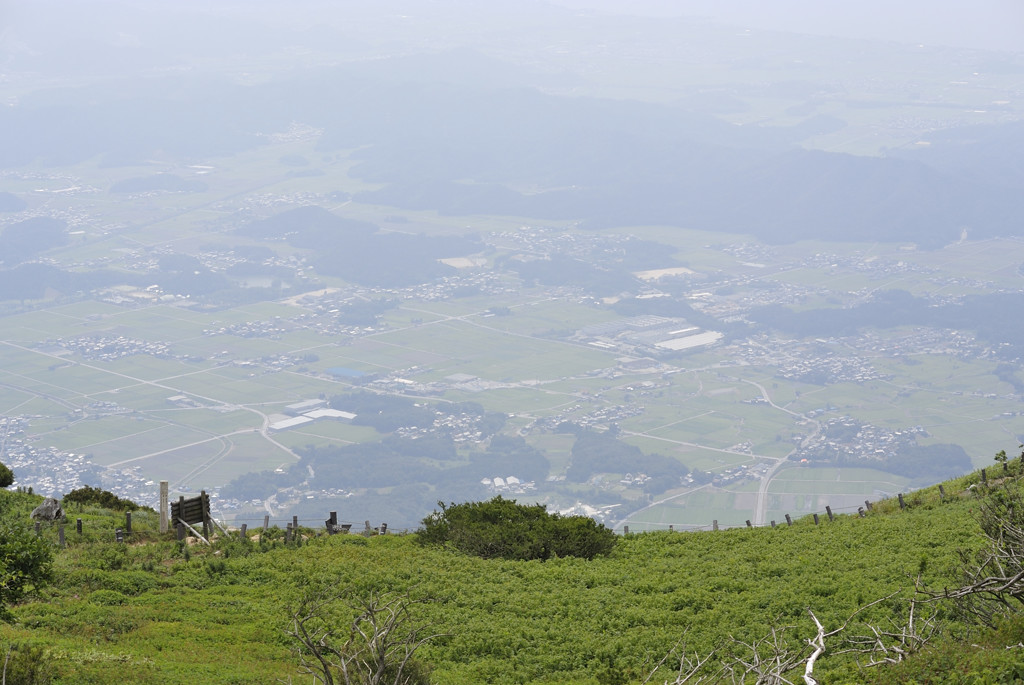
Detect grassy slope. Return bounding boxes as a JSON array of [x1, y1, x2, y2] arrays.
[[0, 466, 1018, 684]]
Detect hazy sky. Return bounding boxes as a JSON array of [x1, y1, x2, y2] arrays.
[[550, 0, 1024, 53]]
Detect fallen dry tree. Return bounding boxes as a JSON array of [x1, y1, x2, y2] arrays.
[[835, 590, 942, 669], [650, 590, 941, 685]]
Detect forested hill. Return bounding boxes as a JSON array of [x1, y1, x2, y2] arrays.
[[3, 460, 1024, 683]]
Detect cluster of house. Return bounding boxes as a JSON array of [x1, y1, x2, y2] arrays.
[[712, 461, 772, 487], [0, 414, 156, 503], [49, 335, 171, 361], [792, 416, 928, 464]]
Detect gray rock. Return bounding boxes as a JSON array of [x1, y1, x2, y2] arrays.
[[30, 497, 65, 521]]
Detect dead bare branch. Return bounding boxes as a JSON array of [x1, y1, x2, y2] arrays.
[[644, 629, 723, 685], [834, 589, 941, 670], [924, 481, 1024, 628], [284, 586, 446, 685]]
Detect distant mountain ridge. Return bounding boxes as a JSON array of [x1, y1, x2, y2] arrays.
[[2, 66, 1016, 247]]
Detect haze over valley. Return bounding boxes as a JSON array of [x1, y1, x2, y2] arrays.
[[2, 0, 1024, 531]]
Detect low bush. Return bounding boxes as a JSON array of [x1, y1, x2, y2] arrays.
[[61, 486, 152, 513], [417, 496, 616, 561]]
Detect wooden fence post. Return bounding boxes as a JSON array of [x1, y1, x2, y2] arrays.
[[159, 481, 168, 534], [865, 500, 873, 511], [200, 491, 211, 540], [76, 518, 82, 535], [898, 493, 905, 510], [623, 526, 629, 535], [939, 485, 946, 501], [240, 524, 247, 541], [668, 524, 674, 532], [58, 525, 65, 548], [125, 511, 132, 535], [263, 514, 270, 532], [713, 520, 719, 532], [826, 506, 834, 521], [981, 468, 987, 484], [177, 522, 185, 541], [785, 514, 792, 526], [745, 520, 752, 528], [770, 520, 776, 528], [813, 513, 820, 525]]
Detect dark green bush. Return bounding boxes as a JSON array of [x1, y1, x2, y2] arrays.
[[0, 461, 13, 488], [61, 485, 152, 512], [417, 496, 616, 561], [88, 589, 126, 606], [0, 523, 53, 619], [0, 642, 56, 684]]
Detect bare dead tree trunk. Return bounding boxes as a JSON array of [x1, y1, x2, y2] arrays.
[[284, 586, 445, 685]]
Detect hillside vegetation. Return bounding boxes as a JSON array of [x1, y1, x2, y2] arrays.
[[2, 460, 1024, 683]]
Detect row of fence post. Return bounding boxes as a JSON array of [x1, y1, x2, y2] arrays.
[[622, 498, 889, 534], [35, 511, 135, 547], [35, 508, 388, 546]]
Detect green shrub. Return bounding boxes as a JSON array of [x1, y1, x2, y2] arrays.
[[0, 461, 13, 488], [0, 523, 53, 619], [417, 496, 617, 561], [0, 642, 56, 684], [61, 485, 153, 513], [88, 589, 126, 606]]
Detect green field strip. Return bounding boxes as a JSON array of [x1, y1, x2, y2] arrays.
[[0, 371, 83, 403], [344, 337, 452, 368], [618, 436, 753, 472], [303, 351, 397, 376], [124, 440, 229, 486], [24, 362, 141, 397], [1, 310, 109, 339], [177, 432, 295, 487], [81, 355, 216, 382], [532, 377, 616, 396], [143, 408, 261, 434], [749, 440, 799, 459], [96, 385, 193, 411], [374, 321, 613, 379], [167, 372, 309, 406], [46, 418, 213, 465], [444, 387, 572, 415], [727, 479, 764, 493], [77, 307, 212, 342], [624, 490, 755, 530], [474, 302, 618, 336], [0, 345, 63, 374], [40, 301, 129, 320]]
